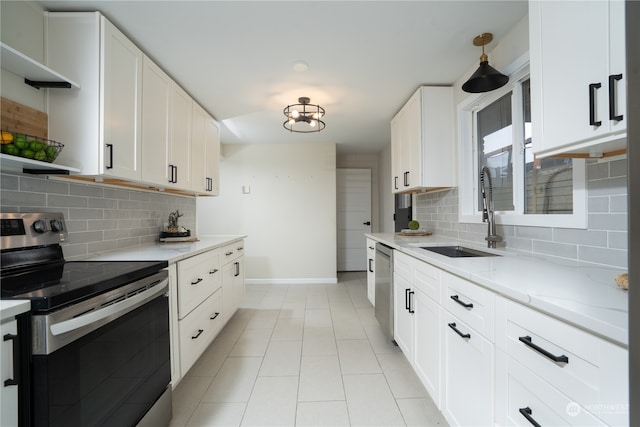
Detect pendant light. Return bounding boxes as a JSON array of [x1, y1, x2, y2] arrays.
[[462, 33, 509, 93]]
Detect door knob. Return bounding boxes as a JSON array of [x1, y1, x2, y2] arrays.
[[363, 221, 371, 225]]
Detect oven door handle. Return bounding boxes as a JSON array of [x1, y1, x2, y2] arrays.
[[49, 279, 168, 337]]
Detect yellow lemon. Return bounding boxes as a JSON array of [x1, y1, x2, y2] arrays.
[[1, 131, 14, 145]]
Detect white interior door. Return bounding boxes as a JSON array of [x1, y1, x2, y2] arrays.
[[337, 168, 372, 271]]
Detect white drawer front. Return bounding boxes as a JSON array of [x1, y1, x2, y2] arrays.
[[496, 349, 606, 427], [221, 241, 244, 263], [393, 250, 412, 282], [178, 289, 223, 375], [495, 297, 628, 426], [177, 249, 220, 318], [413, 259, 440, 302], [441, 271, 494, 341]]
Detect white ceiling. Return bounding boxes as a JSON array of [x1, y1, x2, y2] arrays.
[[36, 0, 528, 154]]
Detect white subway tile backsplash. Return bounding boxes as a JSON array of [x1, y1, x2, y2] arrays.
[[588, 213, 627, 231], [515, 226, 553, 241], [532, 240, 577, 259], [587, 161, 609, 180], [588, 196, 610, 213], [578, 246, 627, 269], [610, 195, 628, 213], [553, 228, 608, 246], [608, 232, 628, 250], [1, 172, 196, 260], [610, 158, 627, 178], [587, 177, 627, 196]]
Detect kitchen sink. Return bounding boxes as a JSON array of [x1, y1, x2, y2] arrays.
[[419, 246, 500, 258]]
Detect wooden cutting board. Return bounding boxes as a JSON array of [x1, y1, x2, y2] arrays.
[[0, 97, 48, 138]]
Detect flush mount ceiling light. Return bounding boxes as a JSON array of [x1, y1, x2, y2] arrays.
[[462, 32, 509, 93], [283, 97, 326, 133]]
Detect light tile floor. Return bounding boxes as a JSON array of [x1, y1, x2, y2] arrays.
[[170, 272, 449, 427]]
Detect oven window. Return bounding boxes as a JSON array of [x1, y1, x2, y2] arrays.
[[32, 294, 170, 427]]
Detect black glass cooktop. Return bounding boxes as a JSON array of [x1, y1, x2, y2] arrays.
[[1, 260, 168, 312]]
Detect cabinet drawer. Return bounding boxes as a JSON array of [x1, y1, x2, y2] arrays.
[[220, 241, 244, 263], [178, 288, 223, 376], [393, 251, 412, 282], [496, 350, 606, 427], [413, 259, 440, 302], [441, 271, 494, 341], [495, 297, 628, 426], [177, 249, 220, 318]]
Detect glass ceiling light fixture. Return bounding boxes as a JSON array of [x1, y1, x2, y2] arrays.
[[462, 32, 509, 93], [283, 97, 325, 133]]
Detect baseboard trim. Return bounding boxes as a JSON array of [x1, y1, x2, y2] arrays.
[[246, 277, 338, 285]]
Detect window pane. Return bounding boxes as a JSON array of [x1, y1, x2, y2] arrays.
[[522, 79, 573, 214], [477, 93, 514, 212]]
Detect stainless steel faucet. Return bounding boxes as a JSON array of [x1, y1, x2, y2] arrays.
[[480, 166, 502, 248]]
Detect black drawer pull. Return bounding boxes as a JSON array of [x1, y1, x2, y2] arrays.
[[192, 329, 204, 339], [105, 144, 114, 169], [209, 269, 219, 275], [519, 335, 569, 364], [210, 312, 220, 320], [408, 290, 415, 313], [191, 278, 203, 285], [609, 74, 624, 121], [394, 176, 398, 190], [405, 288, 411, 310], [368, 258, 374, 273], [448, 322, 471, 339], [519, 407, 541, 427], [589, 83, 602, 126], [450, 295, 473, 309], [225, 251, 233, 256], [3, 333, 19, 387]]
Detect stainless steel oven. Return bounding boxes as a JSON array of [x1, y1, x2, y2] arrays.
[[1, 212, 171, 427]]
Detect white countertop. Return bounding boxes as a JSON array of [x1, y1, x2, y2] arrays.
[[1, 300, 31, 321], [367, 233, 628, 347], [86, 235, 246, 264]]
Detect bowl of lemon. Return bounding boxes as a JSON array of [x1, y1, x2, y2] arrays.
[[1, 130, 64, 163]]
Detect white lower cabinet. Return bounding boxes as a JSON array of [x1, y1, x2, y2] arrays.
[[413, 289, 442, 407], [366, 238, 376, 305], [386, 247, 627, 427], [495, 296, 628, 426], [1, 317, 18, 427], [220, 241, 246, 324], [171, 239, 245, 386], [442, 312, 494, 427], [178, 288, 223, 375]]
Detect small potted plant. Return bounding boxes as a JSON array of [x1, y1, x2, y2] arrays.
[[167, 210, 183, 233]]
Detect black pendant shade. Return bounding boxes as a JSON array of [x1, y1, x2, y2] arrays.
[[462, 60, 509, 93], [462, 32, 509, 94]]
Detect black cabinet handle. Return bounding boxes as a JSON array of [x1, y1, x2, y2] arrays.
[[234, 261, 240, 277], [519, 407, 541, 427], [448, 322, 471, 339], [408, 290, 415, 313], [403, 171, 410, 187], [174, 165, 178, 183], [191, 278, 203, 285], [589, 83, 602, 126], [209, 269, 218, 274], [237, 247, 244, 251], [368, 246, 375, 250], [210, 312, 220, 320], [225, 251, 233, 256], [450, 295, 474, 309], [169, 165, 178, 183], [3, 334, 19, 387], [394, 176, 398, 190], [368, 258, 374, 273], [363, 221, 371, 226], [105, 144, 113, 169], [609, 74, 624, 121], [191, 329, 204, 339], [405, 288, 411, 310], [519, 335, 569, 364]]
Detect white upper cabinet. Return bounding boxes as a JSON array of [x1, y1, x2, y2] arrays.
[[141, 56, 171, 186], [47, 12, 143, 179], [191, 103, 220, 194], [530, 0, 626, 158], [168, 84, 192, 189], [391, 86, 456, 193]]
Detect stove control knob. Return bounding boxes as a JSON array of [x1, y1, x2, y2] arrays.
[[50, 219, 64, 232], [33, 220, 48, 233]]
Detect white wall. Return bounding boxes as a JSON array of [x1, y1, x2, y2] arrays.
[[197, 143, 337, 283]]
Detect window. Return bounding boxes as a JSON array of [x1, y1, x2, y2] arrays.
[[459, 62, 586, 228]]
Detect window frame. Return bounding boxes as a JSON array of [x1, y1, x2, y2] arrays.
[[457, 56, 587, 229]]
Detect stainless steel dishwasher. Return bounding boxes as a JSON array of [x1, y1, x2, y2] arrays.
[[374, 243, 394, 341]]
